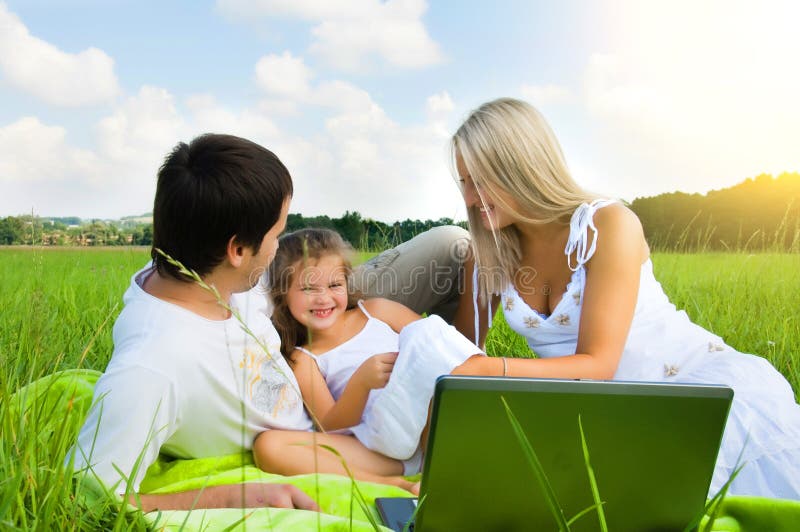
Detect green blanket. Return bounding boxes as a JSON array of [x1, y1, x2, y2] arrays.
[[15, 370, 800, 531]]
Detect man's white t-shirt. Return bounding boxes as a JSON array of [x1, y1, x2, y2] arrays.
[[71, 265, 312, 493]]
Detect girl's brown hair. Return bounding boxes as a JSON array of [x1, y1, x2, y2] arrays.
[[268, 228, 360, 362]]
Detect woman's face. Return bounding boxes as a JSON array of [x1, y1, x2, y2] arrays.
[[456, 153, 519, 231]]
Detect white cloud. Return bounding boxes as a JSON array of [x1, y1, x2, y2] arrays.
[[217, 0, 360, 20], [311, 80, 376, 112], [426, 91, 454, 115], [1, 84, 320, 218], [217, 0, 444, 71], [0, 117, 99, 183], [0, 3, 119, 106], [519, 84, 571, 106], [0, 117, 113, 217], [186, 93, 281, 143], [255, 51, 313, 97], [291, 108, 463, 222], [248, 52, 463, 220], [96, 86, 184, 168]]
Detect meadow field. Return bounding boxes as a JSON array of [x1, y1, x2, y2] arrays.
[[1, 247, 798, 528]]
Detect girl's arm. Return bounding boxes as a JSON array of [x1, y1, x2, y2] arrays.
[[290, 349, 397, 432], [452, 257, 500, 348], [454, 204, 647, 379]]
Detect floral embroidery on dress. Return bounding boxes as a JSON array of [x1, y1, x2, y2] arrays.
[[572, 291, 581, 304], [524, 315, 540, 328], [555, 313, 570, 326], [504, 297, 515, 311], [708, 342, 725, 352], [664, 364, 680, 377]]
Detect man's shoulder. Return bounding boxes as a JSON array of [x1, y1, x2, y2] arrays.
[[110, 293, 217, 376]]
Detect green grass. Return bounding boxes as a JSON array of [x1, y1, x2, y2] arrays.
[[1, 247, 798, 528]]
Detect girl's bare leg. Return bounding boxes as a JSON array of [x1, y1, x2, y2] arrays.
[[253, 430, 418, 493]]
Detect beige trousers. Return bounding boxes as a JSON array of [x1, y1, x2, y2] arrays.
[[351, 226, 471, 323]]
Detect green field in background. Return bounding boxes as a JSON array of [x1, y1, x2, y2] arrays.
[[1, 247, 797, 397]]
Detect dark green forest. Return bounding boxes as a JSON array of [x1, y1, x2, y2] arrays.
[[2, 172, 799, 251], [629, 172, 800, 251]]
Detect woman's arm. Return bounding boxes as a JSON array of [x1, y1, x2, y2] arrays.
[[452, 258, 499, 348], [291, 349, 397, 432], [454, 205, 648, 379]]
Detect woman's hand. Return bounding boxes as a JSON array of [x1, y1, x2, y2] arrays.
[[354, 352, 398, 389]]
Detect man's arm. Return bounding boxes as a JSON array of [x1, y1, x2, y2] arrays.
[[70, 365, 178, 497], [129, 483, 319, 512], [74, 366, 321, 512]]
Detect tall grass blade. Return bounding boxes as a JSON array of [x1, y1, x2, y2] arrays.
[[565, 502, 605, 527], [683, 437, 748, 532], [402, 494, 426, 532], [577, 415, 608, 531], [317, 444, 383, 532], [220, 511, 256, 531], [697, 464, 745, 532], [500, 396, 569, 531]]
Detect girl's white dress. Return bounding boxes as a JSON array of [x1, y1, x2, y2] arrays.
[[497, 199, 800, 500], [297, 301, 480, 467]]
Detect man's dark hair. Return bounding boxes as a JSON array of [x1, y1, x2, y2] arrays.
[[151, 133, 293, 281]]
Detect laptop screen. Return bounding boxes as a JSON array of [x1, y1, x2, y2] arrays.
[[413, 376, 732, 532]]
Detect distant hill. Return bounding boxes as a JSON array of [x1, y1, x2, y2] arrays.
[[629, 172, 800, 251]]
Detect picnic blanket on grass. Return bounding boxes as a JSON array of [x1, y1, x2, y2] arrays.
[[14, 369, 800, 531]]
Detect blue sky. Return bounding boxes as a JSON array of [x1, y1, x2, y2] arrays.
[[2, 0, 799, 221]]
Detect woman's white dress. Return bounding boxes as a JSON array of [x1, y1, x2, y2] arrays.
[[498, 200, 800, 500]]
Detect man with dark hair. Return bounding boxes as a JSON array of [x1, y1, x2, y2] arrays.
[[71, 134, 317, 511], [150, 134, 294, 282], [71, 133, 471, 512]]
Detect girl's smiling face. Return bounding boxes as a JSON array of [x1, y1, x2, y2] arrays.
[[286, 253, 350, 333]]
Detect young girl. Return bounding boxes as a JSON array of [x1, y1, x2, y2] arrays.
[[253, 228, 482, 491]]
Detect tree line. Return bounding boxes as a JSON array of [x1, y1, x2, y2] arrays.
[[2, 172, 798, 251], [0, 216, 153, 246], [285, 211, 466, 250], [629, 172, 800, 252]]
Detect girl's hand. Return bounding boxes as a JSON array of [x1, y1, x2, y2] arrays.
[[354, 352, 398, 389]]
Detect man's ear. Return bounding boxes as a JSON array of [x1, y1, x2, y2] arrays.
[[226, 235, 246, 268]]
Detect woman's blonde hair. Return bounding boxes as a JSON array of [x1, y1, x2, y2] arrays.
[[451, 97, 599, 301]]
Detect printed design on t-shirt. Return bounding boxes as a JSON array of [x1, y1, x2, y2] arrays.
[[240, 347, 299, 416]]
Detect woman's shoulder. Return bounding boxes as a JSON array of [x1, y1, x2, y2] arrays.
[[592, 202, 643, 234], [589, 202, 649, 263]]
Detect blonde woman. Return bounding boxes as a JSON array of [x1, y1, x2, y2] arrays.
[[450, 98, 800, 500]]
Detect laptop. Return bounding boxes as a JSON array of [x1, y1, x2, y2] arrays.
[[377, 376, 733, 532]]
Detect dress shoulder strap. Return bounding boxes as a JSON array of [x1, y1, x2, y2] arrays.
[[294, 346, 320, 362], [471, 267, 493, 345], [564, 199, 618, 271], [356, 299, 372, 319]]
